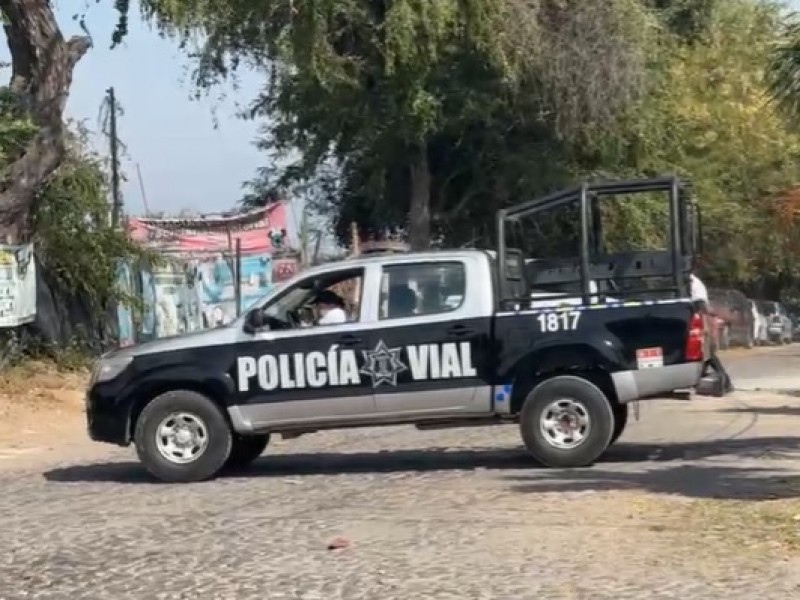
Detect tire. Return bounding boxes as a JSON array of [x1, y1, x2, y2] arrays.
[[519, 375, 614, 468], [134, 390, 232, 483], [610, 402, 629, 445], [225, 434, 270, 470]]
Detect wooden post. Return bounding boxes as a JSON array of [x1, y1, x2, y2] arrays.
[[234, 237, 242, 317], [349, 222, 362, 316], [108, 87, 123, 227]]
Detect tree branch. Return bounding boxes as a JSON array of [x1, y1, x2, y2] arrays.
[[0, 0, 92, 239]]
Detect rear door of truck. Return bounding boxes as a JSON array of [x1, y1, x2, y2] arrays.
[[366, 253, 496, 418]]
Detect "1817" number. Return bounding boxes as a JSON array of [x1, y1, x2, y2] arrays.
[[536, 311, 581, 333]]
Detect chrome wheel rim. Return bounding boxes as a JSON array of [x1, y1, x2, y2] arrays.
[[539, 398, 590, 450], [155, 412, 210, 464]]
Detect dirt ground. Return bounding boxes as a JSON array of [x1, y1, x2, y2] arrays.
[[0, 361, 90, 466]]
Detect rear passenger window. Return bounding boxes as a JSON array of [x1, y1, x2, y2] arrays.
[[379, 262, 466, 320]]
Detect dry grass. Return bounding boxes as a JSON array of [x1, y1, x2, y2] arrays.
[[682, 496, 800, 555], [0, 360, 88, 420]]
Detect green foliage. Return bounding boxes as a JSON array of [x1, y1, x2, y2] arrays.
[[640, 0, 800, 288], [766, 10, 800, 125], [0, 327, 95, 372], [31, 124, 155, 315], [0, 89, 36, 165]]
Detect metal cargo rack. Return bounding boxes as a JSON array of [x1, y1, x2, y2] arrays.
[[495, 175, 701, 309]]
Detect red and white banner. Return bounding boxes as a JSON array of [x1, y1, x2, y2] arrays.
[[127, 202, 291, 255]]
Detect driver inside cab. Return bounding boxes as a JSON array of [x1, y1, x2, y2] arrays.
[[312, 289, 347, 325]]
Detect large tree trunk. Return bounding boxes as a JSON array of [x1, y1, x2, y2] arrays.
[[407, 144, 431, 250], [0, 0, 91, 243]]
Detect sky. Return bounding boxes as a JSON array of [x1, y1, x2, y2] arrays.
[[42, 1, 266, 217], [3, 1, 800, 221]]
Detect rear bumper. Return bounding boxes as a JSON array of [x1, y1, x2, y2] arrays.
[[611, 362, 704, 404]]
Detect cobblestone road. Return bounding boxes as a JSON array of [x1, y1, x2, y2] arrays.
[[2, 348, 800, 599]]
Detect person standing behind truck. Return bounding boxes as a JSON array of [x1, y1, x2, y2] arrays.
[[690, 272, 734, 395]]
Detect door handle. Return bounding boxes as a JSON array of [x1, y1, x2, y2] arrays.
[[337, 334, 362, 346], [446, 324, 475, 337]]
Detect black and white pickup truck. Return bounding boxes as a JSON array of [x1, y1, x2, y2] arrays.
[[86, 176, 708, 482]]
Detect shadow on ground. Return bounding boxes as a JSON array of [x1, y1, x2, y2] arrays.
[[504, 464, 800, 501], [43, 435, 800, 500], [721, 404, 800, 417]]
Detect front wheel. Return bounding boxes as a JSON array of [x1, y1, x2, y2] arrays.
[[134, 390, 233, 483], [225, 434, 270, 470], [519, 375, 614, 468]]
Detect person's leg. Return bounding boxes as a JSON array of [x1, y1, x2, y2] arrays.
[[706, 353, 734, 393]]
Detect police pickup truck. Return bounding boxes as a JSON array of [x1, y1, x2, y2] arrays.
[[86, 176, 707, 482]]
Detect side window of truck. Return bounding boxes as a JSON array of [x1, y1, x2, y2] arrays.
[[379, 262, 466, 320]]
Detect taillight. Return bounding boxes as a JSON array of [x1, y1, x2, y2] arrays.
[[685, 312, 704, 361]]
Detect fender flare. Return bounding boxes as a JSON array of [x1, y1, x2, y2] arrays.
[[121, 364, 236, 440], [506, 338, 625, 412]]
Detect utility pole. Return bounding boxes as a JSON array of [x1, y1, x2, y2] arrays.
[[299, 206, 309, 267], [135, 162, 150, 216], [107, 87, 122, 227]]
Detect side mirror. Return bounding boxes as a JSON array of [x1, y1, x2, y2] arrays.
[[243, 308, 266, 334]]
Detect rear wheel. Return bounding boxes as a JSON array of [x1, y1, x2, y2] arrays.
[[610, 402, 629, 445], [519, 375, 614, 468], [134, 390, 232, 483], [225, 434, 270, 470]]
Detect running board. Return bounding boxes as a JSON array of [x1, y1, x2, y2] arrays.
[[415, 417, 509, 430]]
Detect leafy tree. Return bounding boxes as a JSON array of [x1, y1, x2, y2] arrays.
[[126, 0, 657, 249], [641, 0, 800, 294], [122, 0, 800, 299]]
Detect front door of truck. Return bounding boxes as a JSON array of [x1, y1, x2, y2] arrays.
[[231, 265, 377, 429], [366, 257, 493, 417]]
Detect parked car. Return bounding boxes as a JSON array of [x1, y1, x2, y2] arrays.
[[758, 300, 793, 344], [708, 288, 755, 349]]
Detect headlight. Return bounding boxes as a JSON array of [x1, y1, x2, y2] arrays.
[[89, 355, 133, 386]]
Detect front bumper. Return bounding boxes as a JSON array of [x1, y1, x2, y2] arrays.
[[85, 389, 131, 446]]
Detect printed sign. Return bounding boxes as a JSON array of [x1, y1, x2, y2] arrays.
[[636, 347, 664, 369], [0, 244, 36, 328], [236, 339, 477, 393]]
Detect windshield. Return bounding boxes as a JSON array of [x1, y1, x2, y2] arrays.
[[264, 286, 314, 321], [229, 278, 295, 326]]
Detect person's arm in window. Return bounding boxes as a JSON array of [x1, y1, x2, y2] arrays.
[[318, 307, 347, 325]]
